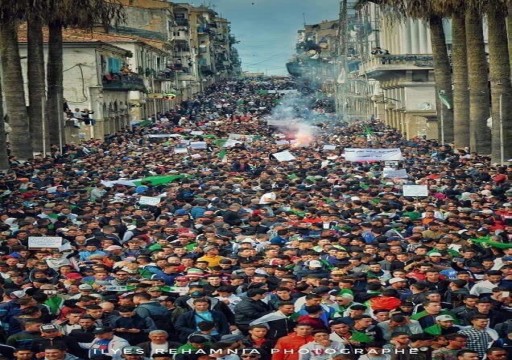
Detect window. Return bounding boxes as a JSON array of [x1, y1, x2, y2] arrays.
[[412, 71, 428, 82]]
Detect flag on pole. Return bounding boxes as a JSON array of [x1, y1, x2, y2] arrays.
[[438, 90, 452, 109]]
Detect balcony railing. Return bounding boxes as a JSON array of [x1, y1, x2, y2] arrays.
[[102, 73, 147, 92], [360, 54, 434, 76], [174, 18, 189, 27]]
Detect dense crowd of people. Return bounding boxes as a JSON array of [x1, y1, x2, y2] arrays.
[[0, 78, 511, 360]]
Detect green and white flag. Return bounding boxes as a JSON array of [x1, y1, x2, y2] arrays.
[[438, 90, 452, 109]]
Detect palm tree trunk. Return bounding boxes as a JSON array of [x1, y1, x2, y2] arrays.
[[27, 14, 48, 154], [429, 15, 454, 144], [452, 11, 470, 149], [46, 20, 64, 147], [487, 5, 512, 163], [0, 75, 10, 170], [0, 21, 33, 160], [466, 7, 491, 154]]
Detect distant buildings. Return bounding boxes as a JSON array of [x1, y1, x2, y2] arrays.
[[17, 0, 241, 142]]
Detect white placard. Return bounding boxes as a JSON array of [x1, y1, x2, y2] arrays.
[[382, 168, 408, 179], [190, 154, 202, 159], [223, 139, 242, 148], [323, 145, 337, 151], [58, 242, 73, 252], [190, 141, 207, 150], [403, 185, 429, 197], [275, 140, 290, 146], [138, 196, 161, 206], [29, 237, 63, 248], [273, 150, 296, 162], [344, 148, 403, 162], [190, 131, 204, 136], [146, 134, 182, 138], [385, 161, 400, 168], [174, 147, 188, 154], [228, 134, 255, 143], [102, 285, 129, 292]]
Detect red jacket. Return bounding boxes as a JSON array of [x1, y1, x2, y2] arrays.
[[272, 333, 314, 360]]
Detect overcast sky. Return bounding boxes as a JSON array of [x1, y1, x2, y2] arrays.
[[188, 0, 340, 75]]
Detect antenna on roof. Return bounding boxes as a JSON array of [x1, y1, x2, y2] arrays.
[[303, 13, 306, 26]]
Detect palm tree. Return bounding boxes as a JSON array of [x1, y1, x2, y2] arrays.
[[465, 3, 491, 154], [428, 13, 454, 143], [27, 10, 48, 154], [484, 0, 512, 163], [432, 0, 469, 149], [0, 17, 33, 160]]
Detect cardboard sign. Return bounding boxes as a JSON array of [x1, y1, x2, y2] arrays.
[[323, 145, 337, 151], [273, 150, 296, 162], [382, 168, 408, 179], [138, 196, 161, 206], [403, 185, 429, 197], [174, 147, 188, 154], [29, 237, 63, 249], [189, 141, 207, 150]]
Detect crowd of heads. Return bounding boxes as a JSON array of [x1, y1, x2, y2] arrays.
[[0, 78, 511, 360]]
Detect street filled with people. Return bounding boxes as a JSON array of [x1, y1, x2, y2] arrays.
[[0, 78, 511, 360]]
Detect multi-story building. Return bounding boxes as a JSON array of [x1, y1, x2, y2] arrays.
[[18, 28, 169, 140], [356, 2, 440, 139]]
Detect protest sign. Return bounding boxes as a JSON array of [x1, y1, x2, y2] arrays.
[[189, 141, 207, 150], [382, 168, 408, 179], [344, 148, 403, 162], [323, 145, 337, 151], [29, 237, 63, 249], [174, 147, 188, 154], [403, 185, 429, 197], [138, 196, 161, 206], [273, 150, 296, 162]]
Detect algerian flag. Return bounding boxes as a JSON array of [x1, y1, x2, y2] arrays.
[[438, 90, 452, 109], [363, 126, 374, 136], [133, 174, 186, 186], [218, 149, 227, 160], [471, 236, 512, 249]]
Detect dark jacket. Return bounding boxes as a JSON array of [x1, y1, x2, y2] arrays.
[[174, 296, 235, 324], [234, 298, 272, 326], [31, 335, 83, 358], [174, 310, 230, 343]]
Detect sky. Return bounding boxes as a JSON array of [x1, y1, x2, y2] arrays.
[[187, 0, 341, 75]]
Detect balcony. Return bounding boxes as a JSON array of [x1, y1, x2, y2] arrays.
[[102, 73, 147, 92], [360, 54, 434, 79], [174, 18, 189, 27], [154, 70, 175, 81]]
